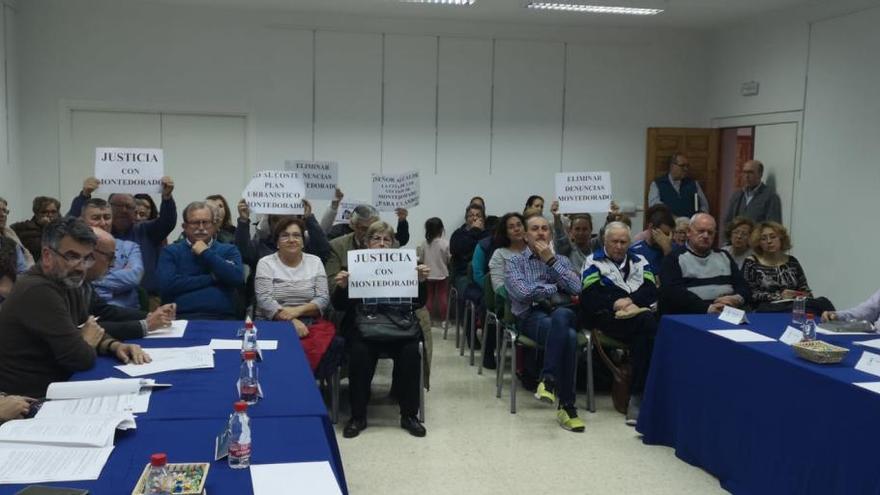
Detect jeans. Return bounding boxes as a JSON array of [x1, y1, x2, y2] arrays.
[[519, 307, 578, 407]]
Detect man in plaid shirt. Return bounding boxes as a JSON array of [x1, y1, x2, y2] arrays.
[[505, 214, 585, 432]]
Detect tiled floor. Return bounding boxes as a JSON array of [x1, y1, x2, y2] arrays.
[[334, 326, 728, 494]]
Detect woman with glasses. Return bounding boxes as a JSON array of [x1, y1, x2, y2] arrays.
[[254, 217, 335, 371], [332, 221, 430, 439], [741, 221, 831, 312], [722, 216, 755, 269]]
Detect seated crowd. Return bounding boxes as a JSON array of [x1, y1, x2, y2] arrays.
[[0, 155, 862, 436]]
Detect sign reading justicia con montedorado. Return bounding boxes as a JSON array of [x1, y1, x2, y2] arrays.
[[347, 249, 418, 298], [94, 147, 164, 194]]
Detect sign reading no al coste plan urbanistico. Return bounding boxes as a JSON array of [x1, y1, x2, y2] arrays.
[[94, 147, 164, 194], [372, 171, 419, 212], [555, 171, 612, 214], [242, 170, 305, 215], [347, 249, 418, 299], [284, 160, 338, 200]]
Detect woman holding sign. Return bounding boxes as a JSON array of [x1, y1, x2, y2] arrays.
[[332, 221, 430, 439], [254, 217, 336, 371]]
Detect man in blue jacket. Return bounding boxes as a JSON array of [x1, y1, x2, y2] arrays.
[[158, 201, 244, 320]]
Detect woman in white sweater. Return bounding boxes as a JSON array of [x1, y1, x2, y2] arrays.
[[255, 217, 335, 370]]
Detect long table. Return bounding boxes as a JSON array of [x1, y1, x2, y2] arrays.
[[0, 320, 347, 495], [637, 313, 880, 495]]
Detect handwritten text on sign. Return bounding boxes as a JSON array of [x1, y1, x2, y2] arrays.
[[95, 148, 164, 194], [242, 170, 305, 215], [372, 171, 420, 212], [347, 249, 418, 298], [284, 160, 338, 200], [555, 172, 612, 213]]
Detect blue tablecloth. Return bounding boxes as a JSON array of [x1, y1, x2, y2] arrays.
[[0, 416, 339, 495], [0, 320, 347, 494], [637, 313, 880, 495]]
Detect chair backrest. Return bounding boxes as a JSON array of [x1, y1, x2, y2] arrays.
[[483, 276, 496, 313]]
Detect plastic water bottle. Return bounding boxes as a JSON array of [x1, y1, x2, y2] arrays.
[[803, 313, 817, 341], [146, 453, 172, 495], [228, 401, 252, 469], [241, 319, 258, 356], [792, 296, 807, 329], [239, 351, 259, 405]]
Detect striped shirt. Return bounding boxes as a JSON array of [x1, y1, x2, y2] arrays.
[[505, 247, 582, 317], [255, 252, 329, 319]]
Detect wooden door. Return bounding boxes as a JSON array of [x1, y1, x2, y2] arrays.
[[645, 128, 721, 217]]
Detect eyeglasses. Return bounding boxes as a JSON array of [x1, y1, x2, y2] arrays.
[[49, 247, 96, 268], [185, 220, 214, 228], [94, 248, 116, 268], [760, 234, 779, 242], [278, 232, 303, 242], [731, 230, 751, 239]]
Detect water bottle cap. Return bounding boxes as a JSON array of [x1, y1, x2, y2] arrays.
[[150, 453, 167, 466], [245, 321, 254, 329], [243, 351, 257, 360], [806, 312, 815, 319], [234, 400, 248, 412]]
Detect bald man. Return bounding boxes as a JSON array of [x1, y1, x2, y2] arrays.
[[723, 160, 782, 228], [85, 227, 176, 340], [660, 213, 750, 314]]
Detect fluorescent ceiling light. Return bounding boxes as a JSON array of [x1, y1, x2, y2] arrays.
[[399, 0, 475, 5], [526, 3, 663, 15]]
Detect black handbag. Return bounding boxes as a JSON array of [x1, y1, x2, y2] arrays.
[[535, 292, 575, 313], [355, 303, 422, 342]]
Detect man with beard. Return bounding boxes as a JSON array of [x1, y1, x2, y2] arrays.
[[157, 201, 244, 320], [0, 217, 150, 398]]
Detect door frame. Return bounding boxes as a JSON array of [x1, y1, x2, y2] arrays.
[[710, 110, 803, 236], [57, 99, 255, 200]]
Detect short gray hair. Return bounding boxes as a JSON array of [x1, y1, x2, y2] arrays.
[[182, 201, 217, 224], [351, 204, 379, 225], [674, 216, 690, 230], [42, 217, 97, 251], [366, 221, 395, 240], [603, 221, 631, 242]]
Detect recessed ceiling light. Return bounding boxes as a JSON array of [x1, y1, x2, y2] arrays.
[[526, 2, 663, 15], [399, 0, 475, 5]]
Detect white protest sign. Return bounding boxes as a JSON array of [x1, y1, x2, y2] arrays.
[[94, 147, 164, 194], [347, 249, 418, 299], [555, 172, 612, 213], [372, 171, 420, 212], [284, 160, 338, 200], [718, 305, 749, 325], [334, 200, 367, 226], [242, 170, 305, 215]]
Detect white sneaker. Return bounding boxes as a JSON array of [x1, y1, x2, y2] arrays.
[[625, 395, 641, 427]]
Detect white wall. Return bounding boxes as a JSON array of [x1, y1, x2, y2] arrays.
[[0, 2, 18, 213], [705, 3, 880, 308], [15, 0, 709, 244]]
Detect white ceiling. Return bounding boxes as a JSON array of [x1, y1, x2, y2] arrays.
[[145, 0, 827, 29]]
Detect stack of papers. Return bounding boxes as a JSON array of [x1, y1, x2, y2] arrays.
[[39, 378, 160, 417], [0, 446, 114, 484], [0, 413, 135, 447], [115, 345, 215, 377], [144, 319, 189, 339]]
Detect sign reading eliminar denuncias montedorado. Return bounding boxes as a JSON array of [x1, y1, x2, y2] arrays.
[[347, 249, 418, 299], [555, 171, 612, 214]]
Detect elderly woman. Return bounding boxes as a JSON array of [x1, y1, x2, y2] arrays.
[[722, 216, 755, 269], [672, 216, 689, 248], [742, 221, 831, 312], [255, 217, 335, 371], [333, 221, 429, 439], [206, 194, 236, 244]]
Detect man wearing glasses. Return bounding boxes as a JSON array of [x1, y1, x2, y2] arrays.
[[67, 176, 177, 304], [0, 217, 150, 398], [80, 198, 144, 309], [648, 152, 709, 218], [157, 201, 244, 320]]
